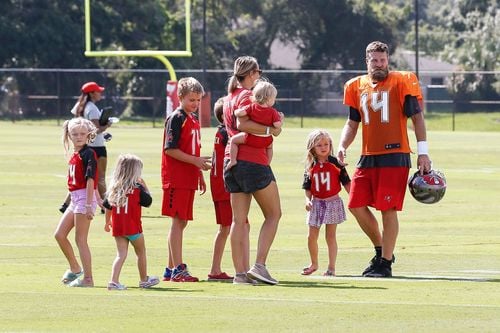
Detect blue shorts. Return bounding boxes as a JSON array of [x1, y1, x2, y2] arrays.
[[223, 159, 276, 194], [126, 233, 142, 241]]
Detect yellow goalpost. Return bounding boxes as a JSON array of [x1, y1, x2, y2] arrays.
[[83, 0, 192, 81]]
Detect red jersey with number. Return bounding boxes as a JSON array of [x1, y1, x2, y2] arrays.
[[343, 71, 423, 155], [210, 125, 230, 202], [104, 186, 152, 237], [223, 88, 268, 165], [161, 108, 201, 190], [302, 156, 350, 199], [67, 145, 98, 192]]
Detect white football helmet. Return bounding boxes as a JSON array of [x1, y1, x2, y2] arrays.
[[408, 170, 447, 204]]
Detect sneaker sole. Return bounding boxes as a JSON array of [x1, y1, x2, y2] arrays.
[[208, 277, 234, 282], [364, 272, 392, 278], [171, 278, 199, 282], [247, 271, 278, 285], [233, 280, 256, 285]]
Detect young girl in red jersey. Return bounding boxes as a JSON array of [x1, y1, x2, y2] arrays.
[[301, 129, 351, 277], [161, 77, 211, 282], [54, 117, 98, 287], [103, 154, 159, 290]]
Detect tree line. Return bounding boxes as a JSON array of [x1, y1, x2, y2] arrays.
[[0, 0, 498, 117]]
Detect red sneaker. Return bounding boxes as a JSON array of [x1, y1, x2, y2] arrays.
[[171, 263, 199, 282], [207, 272, 234, 282]]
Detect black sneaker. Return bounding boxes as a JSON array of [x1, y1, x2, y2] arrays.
[[59, 203, 69, 214], [364, 258, 393, 278], [362, 255, 379, 276], [362, 254, 395, 276]]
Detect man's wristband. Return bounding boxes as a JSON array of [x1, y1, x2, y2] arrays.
[[417, 141, 428, 155], [265, 127, 270, 135]]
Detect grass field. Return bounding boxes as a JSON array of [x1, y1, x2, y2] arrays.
[[0, 119, 499, 332]]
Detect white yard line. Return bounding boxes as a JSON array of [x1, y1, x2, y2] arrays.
[[2, 290, 499, 309]]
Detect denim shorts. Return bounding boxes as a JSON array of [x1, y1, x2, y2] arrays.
[[223, 159, 276, 194]]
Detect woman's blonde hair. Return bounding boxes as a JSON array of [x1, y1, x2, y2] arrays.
[[305, 129, 334, 171], [251, 80, 277, 105], [62, 117, 97, 153], [227, 56, 259, 95], [106, 154, 144, 207]]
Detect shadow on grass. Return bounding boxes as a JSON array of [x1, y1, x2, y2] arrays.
[[276, 280, 386, 290], [389, 275, 500, 283], [128, 286, 203, 292], [334, 274, 500, 283]]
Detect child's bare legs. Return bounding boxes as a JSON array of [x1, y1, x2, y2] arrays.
[[325, 224, 338, 274], [166, 231, 174, 268], [306, 225, 320, 271], [169, 216, 188, 267], [131, 235, 148, 282], [210, 225, 230, 275], [111, 236, 129, 283], [227, 133, 246, 170], [74, 213, 93, 286], [54, 211, 82, 274]]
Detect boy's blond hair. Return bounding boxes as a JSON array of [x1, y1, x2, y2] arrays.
[[177, 77, 205, 98]]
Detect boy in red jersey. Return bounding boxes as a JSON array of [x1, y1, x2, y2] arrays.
[[337, 41, 432, 278], [161, 77, 211, 282], [207, 97, 234, 282]]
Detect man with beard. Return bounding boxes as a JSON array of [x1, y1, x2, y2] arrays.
[[336, 41, 432, 277]]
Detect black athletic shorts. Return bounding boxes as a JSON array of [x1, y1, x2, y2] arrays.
[[90, 146, 107, 158], [223, 159, 276, 194]]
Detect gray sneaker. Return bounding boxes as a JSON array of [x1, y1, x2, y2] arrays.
[[247, 264, 278, 285], [232, 273, 257, 285]]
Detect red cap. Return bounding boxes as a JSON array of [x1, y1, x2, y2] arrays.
[[81, 82, 105, 93]]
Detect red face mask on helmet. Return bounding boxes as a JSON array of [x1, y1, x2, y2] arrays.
[[408, 170, 446, 204]]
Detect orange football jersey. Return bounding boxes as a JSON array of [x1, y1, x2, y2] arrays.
[[343, 71, 423, 155]]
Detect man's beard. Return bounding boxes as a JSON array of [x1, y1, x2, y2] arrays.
[[370, 68, 389, 82]]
